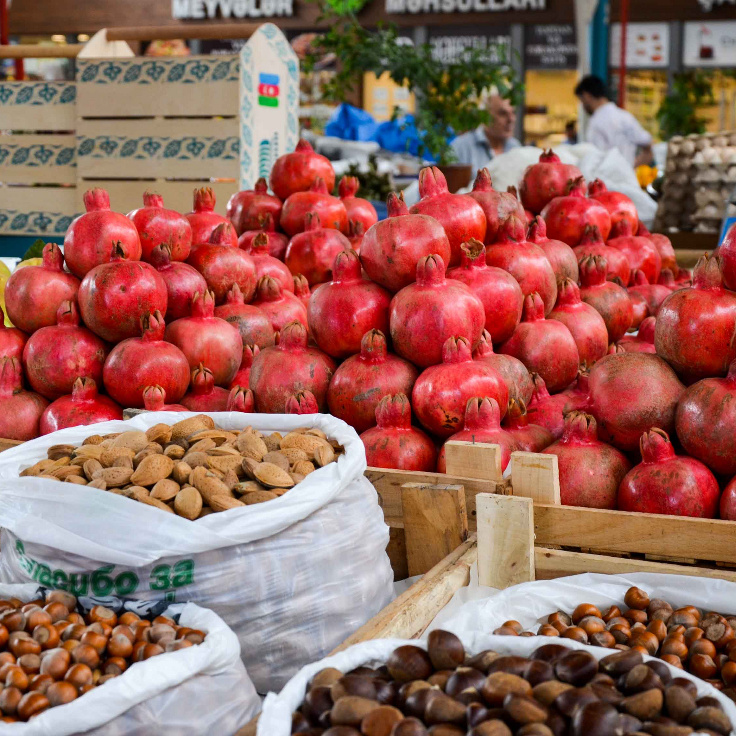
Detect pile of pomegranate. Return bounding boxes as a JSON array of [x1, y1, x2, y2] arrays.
[[4, 143, 736, 521]]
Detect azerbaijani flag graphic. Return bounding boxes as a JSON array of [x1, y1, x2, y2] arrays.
[[258, 73, 280, 108]]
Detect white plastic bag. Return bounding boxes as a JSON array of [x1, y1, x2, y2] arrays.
[[0, 583, 258, 736], [0, 412, 394, 693]]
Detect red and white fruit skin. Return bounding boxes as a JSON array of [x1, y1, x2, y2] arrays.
[[548, 278, 609, 367], [360, 393, 437, 472], [543, 412, 631, 509], [437, 397, 518, 473], [588, 352, 684, 451], [214, 284, 275, 349], [249, 321, 336, 412], [148, 244, 208, 321], [525, 373, 570, 439], [247, 232, 294, 293], [347, 220, 365, 253], [721, 476, 736, 520], [412, 336, 509, 439], [77, 243, 168, 343], [541, 177, 612, 246], [285, 389, 319, 414], [606, 219, 662, 286], [578, 255, 633, 343], [103, 310, 190, 408], [447, 239, 523, 345], [637, 221, 677, 274], [655, 254, 736, 384], [327, 329, 419, 434], [389, 254, 485, 369], [40, 377, 121, 435], [270, 139, 336, 201], [164, 290, 243, 387], [237, 213, 289, 260], [5, 243, 80, 333], [338, 177, 378, 232], [293, 274, 311, 310], [500, 292, 579, 393], [616, 316, 656, 354], [618, 428, 720, 518], [309, 249, 391, 359], [410, 166, 487, 267], [142, 385, 188, 412], [628, 291, 650, 330], [226, 178, 283, 236], [280, 178, 348, 237], [227, 385, 255, 413], [527, 216, 579, 283], [186, 187, 235, 246], [485, 215, 558, 315], [229, 344, 260, 390], [503, 398, 554, 452], [360, 192, 451, 293], [473, 330, 534, 406], [127, 191, 192, 262], [562, 369, 592, 413], [716, 220, 736, 291], [573, 224, 631, 285], [0, 307, 27, 362], [63, 188, 142, 278], [23, 301, 108, 400], [250, 275, 308, 334], [0, 357, 48, 440], [627, 269, 671, 316], [181, 364, 230, 412], [467, 168, 526, 245], [285, 212, 352, 286], [587, 179, 639, 232], [657, 269, 678, 291], [519, 150, 583, 215]]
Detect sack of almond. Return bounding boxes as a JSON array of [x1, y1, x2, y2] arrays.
[[0, 412, 393, 694]]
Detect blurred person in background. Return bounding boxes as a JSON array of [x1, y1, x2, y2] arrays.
[[565, 120, 578, 145], [575, 75, 654, 167]]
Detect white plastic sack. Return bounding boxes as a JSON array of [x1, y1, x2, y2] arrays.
[[0, 412, 394, 694], [0, 583, 257, 736]]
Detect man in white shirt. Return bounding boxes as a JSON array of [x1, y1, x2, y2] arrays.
[[575, 75, 654, 168]]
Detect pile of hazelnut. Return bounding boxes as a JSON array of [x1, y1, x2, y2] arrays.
[[290, 629, 733, 735], [0, 590, 206, 722]]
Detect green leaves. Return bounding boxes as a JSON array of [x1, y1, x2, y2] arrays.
[[22, 239, 46, 261], [656, 71, 714, 140]]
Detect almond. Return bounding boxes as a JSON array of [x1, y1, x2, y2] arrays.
[[47, 444, 76, 461], [52, 466, 84, 480], [236, 432, 268, 461], [222, 469, 240, 492], [241, 457, 259, 479], [280, 447, 309, 465], [292, 460, 315, 476], [198, 507, 214, 518], [306, 428, 327, 439], [83, 459, 103, 481], [141, 496, 175, 514], [150, 479, 180, 502], [170, 415, 215, 440], [194, 473, 234, 506], [66, 476, 88, 485], [188, 438, 216, 454], [87, 478, 107, 490], [263, 433, 282, 451], [263, 451, 290, 472], [146, 423, 172, 445], [182, 451, 209, 468], [122, 486, 150, 502], [207, 454, 243, 475], [133, 447, 160, 467], [208, 495, 245, 512], [235, 480, 265, 494], [100, 447, 135, 468], [172, 462, 192, 485], [98, 467, 134, 487], [111, 455, 134, 469], [314, 444, 336, 467], [242, 491, 278, 505], [207, 445, 240, 457], [164, 444, 186, 460], [83, 434, 104, 445], [112, 431, 149, 453], [270, 488, 290, 496], [174, 487, 203, 520], [280, 432, 326, 456], [254, 462, 295, 489], [130, 454, 174, 487], [188, 430, 237, 445], [72, 445, 103, 460], [21, 459, 55, 477]]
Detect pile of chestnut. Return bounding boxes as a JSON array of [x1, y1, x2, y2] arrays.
[[493, 586, 736, 700], [0, 590, 206, 722], [290, 629, 733, 735]]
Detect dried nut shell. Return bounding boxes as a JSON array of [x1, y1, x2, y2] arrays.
[[306, 428, 327, 439], [188, 438, 216, 454], [207, 455, 243, 475], [254, 462, 295, 489], [52, 466, 84, 480], [83, 460, 104, 481], [263, 451, 290, 472], [72, 445, 103, 460], [314, 444, 335, 467], [208, 495, 246, 512], [133, 448, 160, 467], [270, 488, 289, 496], [100, 447, 135, 468], [280, 447, 309, 465], [292, 460, 315, 476], [194, 473, 235, 505], [122, 486, 150, 502], [242, 491, 278, 505], [20, 459, 55, 477], [172, 462, 192, 485], [164, 445, 186, 460], [235, 481, 265, 494], [111, 455, 134, 469], [47, 444, 76, 461], [150, 479, 180, 502], [280, 433, 326, 456], [83, 435, 104, 446], [188, 430, 237, 445], [182, 451, 209, 468], [236, 433, 268, 461], [66, 476, 88, 485], [207, 445, 240, 457], [222, 469, 240, 492], [262, 433, 282, 452], [175, 487, 203, 520], [289, 473, 306, 485], [130, 454, 175, 487], [97, 467, 134, 488], [112, 431, 149, 453], [198, 508, 214, 518], [87, 478, 107, 490], [141, 496, 175, 514], [170, 415, 215, 440], [241, 457, 259, 479], [146, 423, 172, 445]]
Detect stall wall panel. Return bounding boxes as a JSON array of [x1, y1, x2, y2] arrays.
[[0, 82, 76, 130], [0, 135, 76, 185], [0, 188, 78, 238]]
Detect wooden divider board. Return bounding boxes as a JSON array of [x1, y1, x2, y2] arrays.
[[511, 451, 560, 505]]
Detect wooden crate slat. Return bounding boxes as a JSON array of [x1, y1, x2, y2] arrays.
[[0, 134, 76, 184], [77, 118, 238, 138], [0, 82, 76, 130], [0, 186, 78, 237]]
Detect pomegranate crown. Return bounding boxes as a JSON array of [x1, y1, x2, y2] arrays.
[[463, 396, 501, 431], [71, 376, 99, 401], [304, 212, 322, 231], [504, 398, 528, 428], [56, 300, 81, 327], [285, 390, 319, 415], [637, 317, 657, 343], [527, 216, 547, 243], [338, 176, 359, 199], [441, 336, 473, 365], [566, 177, 587, 197], [140, 310, 166, 341], [459, 239, 486, 268], [225, 283, 246, 305], [332, 249, 362, 282], [148, 244, 172, 269], [254, 178, 268, 194], [83, 188, 111, 212], [209, 222, 234, 245], [348, 220, 365, 239], [529, 373, 551, 402], [375, 393, 412, 429], [539, 149, 561, 164], [279, 321, 308, 351], [580, 224, 604, 246], [227, 386, 255, 412], [472, 330, 495, 360], [251, 232, 270, 255], [360, 329, 388, 363], [258, 212, 277, 231], [242, 344, 260, 367], [693, 253, 725, 290], [506, 185, 521, 201], [295, 138, 314, 153], [193, 187, 216, 212], [142, 385, 167, 410], [415, 253, 447, 286], [42, 242, 65, 272], [555, 278, 582, 307], [521, 292, 546, 322], [386, 192, 409, 218], [610, 219, 634, 239], [418, 166, 449, 198], [255, 274, 282, 301], [497, 215, 527, 244], [637, 221, 652, 236], [0, 356, 23, 395], [631, 269, 649, 286], [561, 411, 598, 444], [640, 427, 676, 463], [143, 191, 164, 208], [190, 290, 216, 318], [110, 241, 128, 262], [587, 179, 607, 197], [309, 177, 329, 195], [658, 269, 676, 287], [190, 364, 215, 395], [472, 168, 494, 192], [578, 255, 607, 287], [293, 273, 310, 298]]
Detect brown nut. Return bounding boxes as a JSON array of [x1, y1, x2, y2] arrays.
[[481, 672, 531, 707], [28, 673, 53, 693], [602, 606, 622, 623], [46, 680, 77, 707], [630, 631, 659, 656], [537, 625, 560, 638], [660, 636, 689, 660], [39, 648, 70, 679], [572, 604, 601, 625], [0, 687, 22, 715], [588, 631, 616, 649], [88, 606, 117, 627], [689, 653, 718, 680], [531, 680, 572, 706], [102, 656, 128, 676], [360, 704, 403, 736], [689, 637, 717, 660], [31, 623, 59, 651], [647, 619, 668, 643], [577, 616, 605, 636], [386, 646, 433, 683], [71, 643, 100, 669], [64, 663, 93, 690], [555, 651, 598, 687], [17, 653, 40, 675], [330, 695, 381, 726], [624, 586, 651, 611], [687, 705, 731, 735], [17, 691, 49, 720], [624, 609, 648, 625], [424, 692, 466, 724], [503, 693, 548, 724], [560, 627, 588, 644], [665, 684, 697, 723], [621, 688, 663, 720], [5, 665, 28, 691], [599, 649, 644, 677]]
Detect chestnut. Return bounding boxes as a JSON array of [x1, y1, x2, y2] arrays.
[[444, 667, 485, 699], [331, 695, 380, 727], [481, 672, 531, 707], [331, 675, 377, 702], [503, 693, 548, 724], [428, 631, 466, 674], [424, 692, 466, 725], [554, 651, 597, 687], [487, 656, 528, 678], [403, 685, 440, 719], [17, 691, 49, 720], [553, 686, 599, 718], [360, 704, 403, 736], [664, 684, 696, 723], [571, 701, 620, 736], [530, 644, 570, 664], [522, 660, 554, 687], [537, 625, 559, 638], [599, 649, 643, 677], [560, 627, 588, 644], [391, 719, 430, 736], [571, 604, 601, 625], [387, 646, 433, 684], [624, 586, 650, 611], [645, 660, 672, 685], [46, 680, 77, 707], [623, 664, 663, 695]]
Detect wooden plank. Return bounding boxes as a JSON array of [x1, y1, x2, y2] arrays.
[[0, 134, 76, 184], [0, 82, 76, 131], [401, 483, 468, 577], [106, 23, 260, 42], [477, 493, 534, 589], [78, 117, 238, 138], [511, 451, 561, 505], [0, 186, 78, 237], [444, 440, 502, 481], [386, 525, 408, 581], [0, 439, 23, 453]]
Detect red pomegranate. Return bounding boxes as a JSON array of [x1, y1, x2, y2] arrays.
[[250, 275, 308, 333], [127, 192, 192, 262], [227, 385, 255, 413], [527, 216, 579, 283], [655, 254, 736, 384], [638, 223, 677, 274], [573, 224, 631, 284], [562, 369, 593, 413], [360, 192, 451, 293], [103, 311, 190, 408], [588, 352, 684, 451], [525, 374, 569, 439], [214, 284, 275, 348], [181, 364, 230, 412], [721, 478, 736, 520], [543, 412, 631, 509], [148, 244, 208, 321], [237, 213, 289, 260], [284, 212, 351, 286], [618, 428, 719, 518], [227, 178, 283, 236], [327, 329, 418, 434], [447, 239, 523, 345], [284, 390, 319, 415], [389, 254, 485, 368], [675, 267, 693, 286], [249, 321, 336, 412], [412, 336, 509, 439], [309, 249, 391, 359], [338, 176, 378, 232], [142, 385, 187, 412], [409, 166, 486, 267], [627, 269, 671, 317], [63, 188, 142, 278], [39, 377, 121, 435], [5, 243, 80, 333], [485, 216, 558, 315], [587, 179, 639, 232], [347, 220, 365, 253], [519, 150, 583, 215], [616, 316, 656, 354], [716, 221, 736, 290], [503, 398, 554, 452], [606, 220, 661, 286], [186, 223, 257, 303], [437, 397, 518, 473], [548, 278, 608, 367], [466, 168, 525, 245], [280, 178, 348, 237], [657, 269, 678, 290], [164, 290, 243, 387], [293, 274, 311, 310], [0, 307, 26, 362], [229, 344, 259, 390], [628, 291, 650, 329], [78, 243, 168, 343], [541, 177, 612, 246], [186, 187, 235, 247], [500, 293, 579, 393], [360, 393, 437, 472], [0, 357, 48, 439], [247, 233, 294, 293], [578, 255, 633, 343], [270, 139, 335, 201], [472, 330, 533, 406], [23, 301, 108, 400]]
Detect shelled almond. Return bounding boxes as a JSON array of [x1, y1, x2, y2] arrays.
[[19, 416, 343, 520]]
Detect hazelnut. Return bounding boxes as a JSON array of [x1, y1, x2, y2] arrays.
[[4, 666, 28, 691], [648, 599, 674, 618], [81, 630, 108, 655], [546, 612, 570, 631], [148, 624, 176, 646], [23, 609, 51, 633], [17, 653, 40, 675], [602, 606, 622, 623], [608, 623, 632, 644], [88, 606, 117, 627], [46, 591, 77, 611], [387, 646, 433, 683], [689, 638, 717, 660], [670, 610, 699, 628], [32, 623, 59, 651], [0, 625, 8, 650], [183, 630, 205, 645], [690, 653, 718, 680], [46, 680, 77, 706], [571, 604, 601, 625], [107, 634, 133, 659], [0, 686, 22, 715], [577, 616, 605, 636], [684, 627, 704, 647], [17, 691, 49, 720], [67, 612, 85, 626], [629, 631, 659, 655], [501, 621, 524, 635], [153, 615, 176, 627], [41, 602, 69, 624], [660, 636, 688, 660], [661, 654, 684, 669], [647, 619, 668, 642], [39, 648, 70, 679], [624, 586, 650, 610], [0, 611, 24, 633], [537, 625, 559, 638], [140, 643, 164, 661], [721, 660, 736, 687], [624, 609, 648, 625], [102, 657, 128, 676], [28, 673, 53, 693], [165, 639, 193, 653], [71, 643, 100, 669], [705, 621, 735, 651], [588, 631, 616, 649], [112, 624, 135, 644], [60, 623, 86, 642], [64, 663, 93, 690], [9, 633, 40, 658], [493, 626, 519, 637], [118, 612, 140, 626]]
